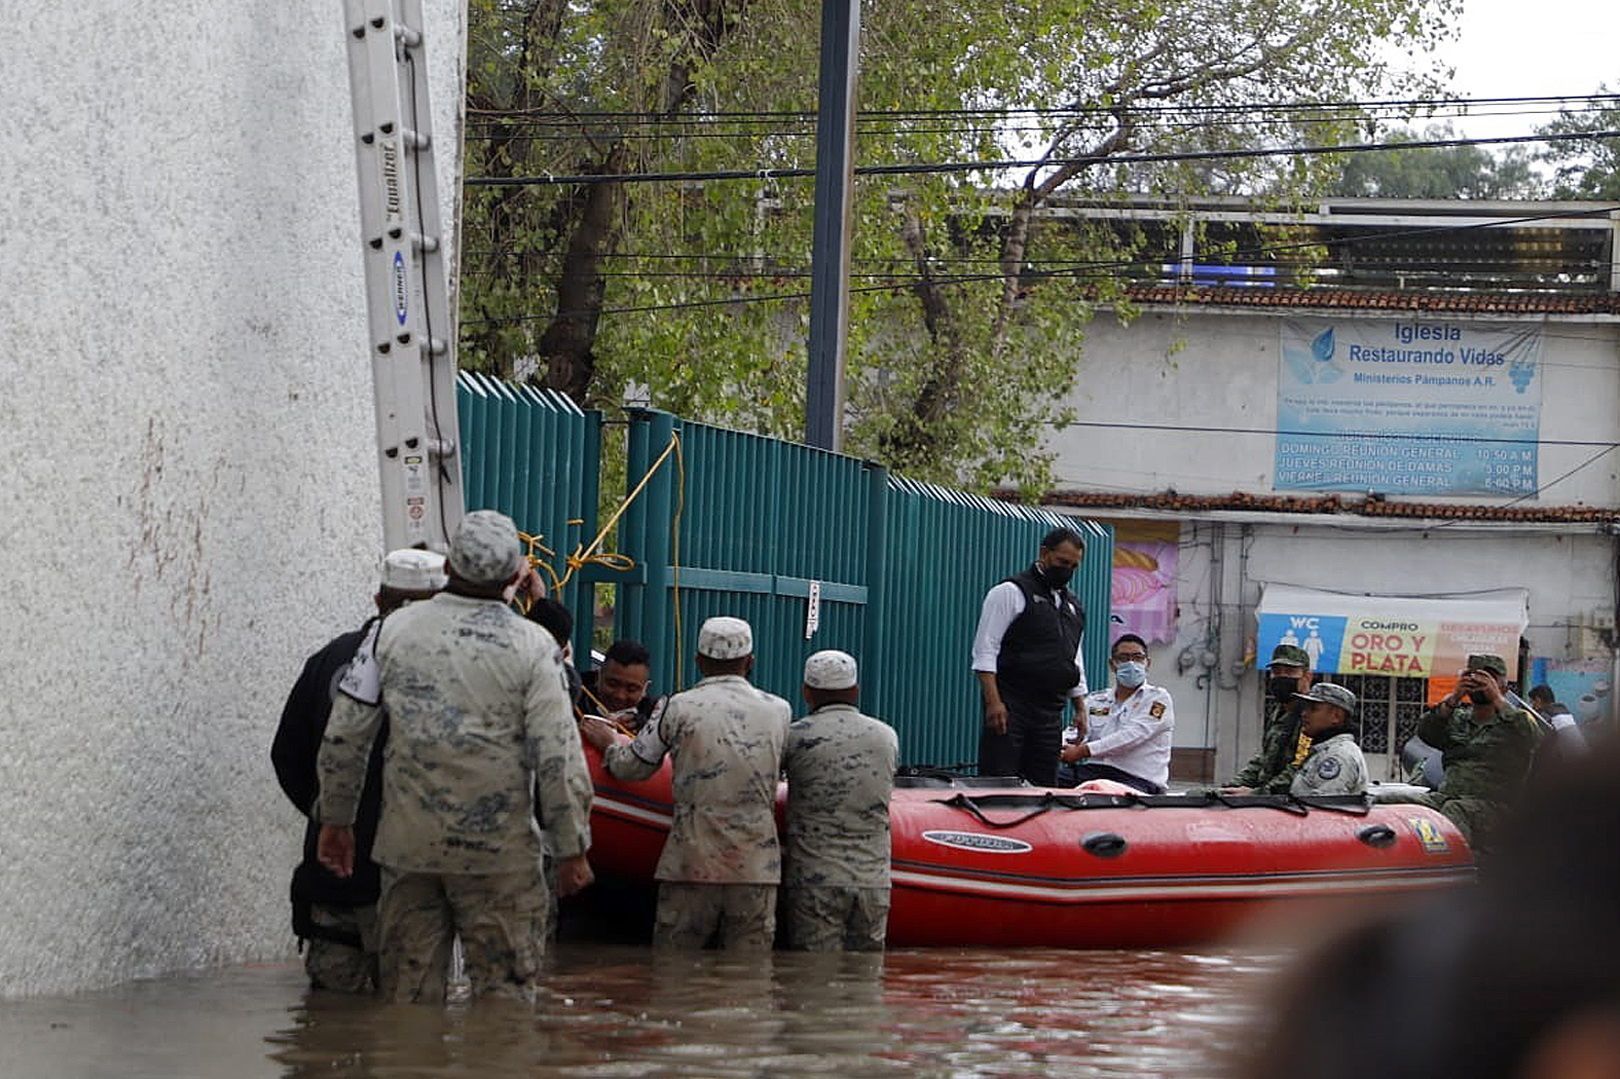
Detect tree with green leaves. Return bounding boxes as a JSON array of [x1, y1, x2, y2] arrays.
[[1330, 124, 1542, 199], [1537, 88, 1620, 201], [460, 0, 1457, 492]]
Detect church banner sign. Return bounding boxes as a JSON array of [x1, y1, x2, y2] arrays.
[[1255, 584, 1528, 682], [1274, 318, 1543, 496]]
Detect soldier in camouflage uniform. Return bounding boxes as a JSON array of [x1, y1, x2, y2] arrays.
[[1412, 653, 1542, 848], [581, 616, 791, 951], [1288, 683, 1368, 798], [780, 651, 899, 952], [1223, 644, 1315, 794], [316, 510, 595, 1004]]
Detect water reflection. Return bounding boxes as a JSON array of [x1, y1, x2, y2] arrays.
[[2, 946, 1280, 1078]]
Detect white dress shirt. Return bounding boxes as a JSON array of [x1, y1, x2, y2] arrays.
[[1064, 682, 1174, 788], [970, 581, 1088, 697]]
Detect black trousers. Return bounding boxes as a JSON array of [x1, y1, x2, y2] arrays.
[[977, 691, 1065, 787]]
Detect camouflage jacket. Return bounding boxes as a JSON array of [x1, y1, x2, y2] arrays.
[[781, 703, 900, 889], [317, 592, 593, 874], [604, 674, 792, 884], [1417, 701, 1542, 803], [1289, 732, 1367, 797], [1228, 701, 1311, 794]]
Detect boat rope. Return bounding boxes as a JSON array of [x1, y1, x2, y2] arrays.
[[937, 790, 1374, 825], [946, 793, 1069, 826]]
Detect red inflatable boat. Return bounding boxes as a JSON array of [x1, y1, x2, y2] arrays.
[[582, 743, 1474, 949]]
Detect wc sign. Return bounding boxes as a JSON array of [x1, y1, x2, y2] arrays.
[[1256, 613, 1348, 673]]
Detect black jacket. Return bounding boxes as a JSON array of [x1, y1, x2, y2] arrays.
[[270, 621, 388, 936], [996, 566, 1087, 703]]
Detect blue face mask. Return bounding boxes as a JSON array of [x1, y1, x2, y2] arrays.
[[1114, 661, 1147, 688]]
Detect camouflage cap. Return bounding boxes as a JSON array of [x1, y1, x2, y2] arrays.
[[448, 509, 523, 586], [380, 548, 447, 592], [803, 649, 858, 690], [1294, 682, 1357, 716], [697, 616, 753, 660], [1466, 653, 1509, 678], [1270, 644, 1311, 669]]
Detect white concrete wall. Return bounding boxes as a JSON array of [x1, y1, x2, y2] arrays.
[[0, 2, 465, 997], [1057, 311, 1620, 507]]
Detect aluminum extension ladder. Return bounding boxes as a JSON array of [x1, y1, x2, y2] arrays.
[[342, 0, 464, 552]]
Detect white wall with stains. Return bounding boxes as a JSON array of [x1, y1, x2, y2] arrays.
[[0, 2, 465, 996]]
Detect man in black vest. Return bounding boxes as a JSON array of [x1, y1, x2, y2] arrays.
[[971, 527, 1088, 786]]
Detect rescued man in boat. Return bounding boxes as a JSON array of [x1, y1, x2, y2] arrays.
[[1057, 633, 1174, 794], [1222, 644, 1315, 795], [579, 639, 663, 733], [1288, 683, 1367, 797]]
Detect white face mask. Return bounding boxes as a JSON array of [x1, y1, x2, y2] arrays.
[[1114, 661, 1147, 688]]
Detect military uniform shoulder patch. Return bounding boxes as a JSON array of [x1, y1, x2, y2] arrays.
[[1149, 700, 1166, 719], [1316, 755, 1342, 780], [337, 621, 383, 706]]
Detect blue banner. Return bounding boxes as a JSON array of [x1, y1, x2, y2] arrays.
[[1274, 318, 1542, 495]]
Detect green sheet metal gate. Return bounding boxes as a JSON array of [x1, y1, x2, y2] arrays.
[[457, 379, 1112, 769]]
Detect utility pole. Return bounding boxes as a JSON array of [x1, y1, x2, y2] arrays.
[[804, 0, 861, 452]]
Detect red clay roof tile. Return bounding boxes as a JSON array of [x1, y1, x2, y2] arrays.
[[1007, 488, 1620, 524]]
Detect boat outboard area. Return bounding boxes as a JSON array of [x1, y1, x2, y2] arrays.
[[584, 750, 1475, 950]]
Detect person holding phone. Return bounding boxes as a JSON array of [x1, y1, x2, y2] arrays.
[[1414, 653, 1543, 849]]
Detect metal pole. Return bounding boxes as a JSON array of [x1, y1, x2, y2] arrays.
[[805, 0, 861, 451], [862, 461, 890, 717]]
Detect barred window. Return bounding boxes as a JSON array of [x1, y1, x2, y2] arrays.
[[1259, 674, 1430, 762]]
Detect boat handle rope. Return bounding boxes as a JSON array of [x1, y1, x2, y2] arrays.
[[937, 791, 1373, 824], [938, 792, 1061, 829], [1209, 792, 1310, 817]]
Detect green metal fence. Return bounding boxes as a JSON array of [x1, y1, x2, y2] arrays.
[[869, 478, 1112, 767], [611, 408, 1113, 768], [455, 383, 1113, 767], [456, 371, 601, 662], [613, 410, 874, 707]]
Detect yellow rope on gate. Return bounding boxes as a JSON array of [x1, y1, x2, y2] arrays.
[[514, 431, 686, 660]]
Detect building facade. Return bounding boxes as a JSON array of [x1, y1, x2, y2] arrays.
[[1039, 199, 1620, 781]]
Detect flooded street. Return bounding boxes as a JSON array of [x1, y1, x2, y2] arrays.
[[0, 945, 1281, 1078]]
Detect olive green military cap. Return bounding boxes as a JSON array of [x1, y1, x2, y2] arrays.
[[1270, 644, 1311, 669], [1465, 653, 1509, 678]]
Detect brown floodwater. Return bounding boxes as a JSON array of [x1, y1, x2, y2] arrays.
[[0, 944, 1283, 1078]]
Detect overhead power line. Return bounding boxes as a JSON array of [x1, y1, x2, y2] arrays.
[[465, 128, 1620, 188], [467, 92, 1620, 123], [459, 204, 1620, 327]]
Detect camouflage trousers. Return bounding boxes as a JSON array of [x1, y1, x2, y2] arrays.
[[305, 904, 379, 993], [654, 882, 776, 951], [1385, 791, 1502, 850], [1432, 795, 1506, 850], [782, 885, 890, 952], [377, 864, 549, 1004]]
